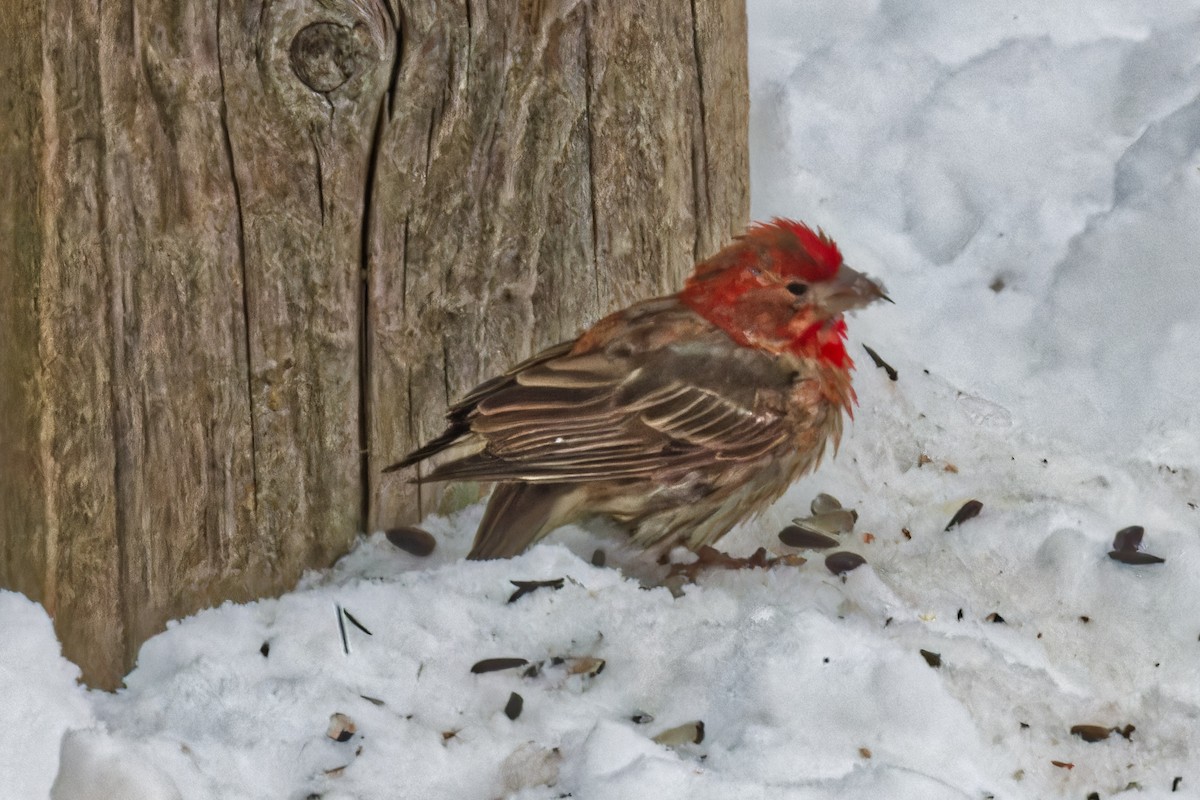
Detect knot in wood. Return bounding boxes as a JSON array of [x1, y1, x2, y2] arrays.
[[290, 22, 372, 93]]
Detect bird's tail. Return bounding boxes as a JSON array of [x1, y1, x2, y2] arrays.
[[467, 483, 578, 560]]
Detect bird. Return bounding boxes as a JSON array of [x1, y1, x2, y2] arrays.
[[384, 219, 889, 560]]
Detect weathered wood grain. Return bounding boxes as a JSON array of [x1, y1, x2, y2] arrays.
[[0, 0, 748, 688]]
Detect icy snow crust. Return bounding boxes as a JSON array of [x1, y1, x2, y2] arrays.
[[5, 1, 1200, 798]]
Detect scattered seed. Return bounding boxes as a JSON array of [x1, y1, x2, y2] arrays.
[[652, 720, 705, 746], [591, 549, 606, 568], [1071, 724, 1111, 743], [986, 613, 1006, 624], [1019, 722, 1029, 729], [989, 276, 1006, 293], [631, 711, 654, 724], [504, 692, 523, 720], [920, 649, 942, 668], [565, 657, 606, 677], [902, 528, 912, 540], [1080, 616, 1090, 623], [957, 608, 964, 621], [1109, 550, 1165, 565], [1112, 526, 1145, 551], [260, 641, 270, 658], [384, 526, 437, 556], [1087, 793, 1099, 800], [342, 609, 373, 636], [862, 344, 898, 381], [945, 500, 984, 531], [1174, 776, 1183, 791], [778, 525, 839, 550], [359, 695, 385, 706], [810, 493, 843, 515], [336, 604, 350, 654], [471, 657, 529, 674], [862, 532, 875, 543], [327, 713, 356, 743], [794, 509, 858, 534], [508, 578, 565, 603], [943, 463, 959, 474], [859, 747, 872, 759], [442, 730, 459, 741], [1051, 760, 1074, 770], [324, 766, 346, 778], [825, 551, 866, 575], [1117, 724, 1135, 740], [917, 454, 933, 467]]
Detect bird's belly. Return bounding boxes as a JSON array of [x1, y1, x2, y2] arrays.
[[594, 445, 819, 552]]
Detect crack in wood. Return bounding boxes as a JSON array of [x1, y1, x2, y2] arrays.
[[401, 215, 410, 317], [582, 3, 600, 307], [688, 0, 711, 263], [311, 127, 327, 225], [359, 82, 393, 533], [216, 0, 259, 524]]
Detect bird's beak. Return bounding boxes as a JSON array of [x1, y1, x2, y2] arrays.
[[820, 264, 891, 314]]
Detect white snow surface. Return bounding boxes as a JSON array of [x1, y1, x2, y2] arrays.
[[5, 1, 1200, 798]]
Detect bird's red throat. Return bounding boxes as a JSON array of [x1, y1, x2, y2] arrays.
[[679, 282, 853, 370]]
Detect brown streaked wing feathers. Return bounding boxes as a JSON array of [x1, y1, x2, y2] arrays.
[[418, 334, 803, 485], [382, 340, 576, 473]]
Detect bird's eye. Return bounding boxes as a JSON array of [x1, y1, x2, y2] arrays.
[[786, 282, 808, 296]]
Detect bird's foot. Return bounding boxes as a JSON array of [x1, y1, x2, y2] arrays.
[[665, 545, 806, 584]]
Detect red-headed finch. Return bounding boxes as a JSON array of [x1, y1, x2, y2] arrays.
[[385, 219, 889, 560]]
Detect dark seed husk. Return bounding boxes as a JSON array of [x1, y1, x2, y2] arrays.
[[825, 551, 866, 575], [260, 641, 270, 657], [504, 692, 523, 720], [342, 609, 372, 636], [508, 578, 566, 603], [591, 549, 607, 568], [863, 344, 898, 381], [779, 525, 839, 550], [920, 649, 942, 668], [1108, 550, 1165, 565], [327, 712, 356, 742], [810, 493, 843, 515], [1112, 525, 1144, 551], [385, 526, 437, 557], [944, 500, 983, 531], [986, 612, 1006, 624], [631, 711, 654, 724], [471, 657, 529, 674], [1070, 724, 1112, 743]]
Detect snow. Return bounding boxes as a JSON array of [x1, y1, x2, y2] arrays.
[[5, 1, 1200, 798]]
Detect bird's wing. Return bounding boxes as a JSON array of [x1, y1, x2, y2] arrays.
[[382, 339, 576, 472], [420, 311, 806, 484]]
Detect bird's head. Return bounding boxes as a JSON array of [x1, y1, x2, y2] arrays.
[[680, 219, 889, 368]]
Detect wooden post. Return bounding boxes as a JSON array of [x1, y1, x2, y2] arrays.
[[0, 0, 748, 689]]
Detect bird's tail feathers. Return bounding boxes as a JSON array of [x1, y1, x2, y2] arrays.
[[467, 483, 578, 560]]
